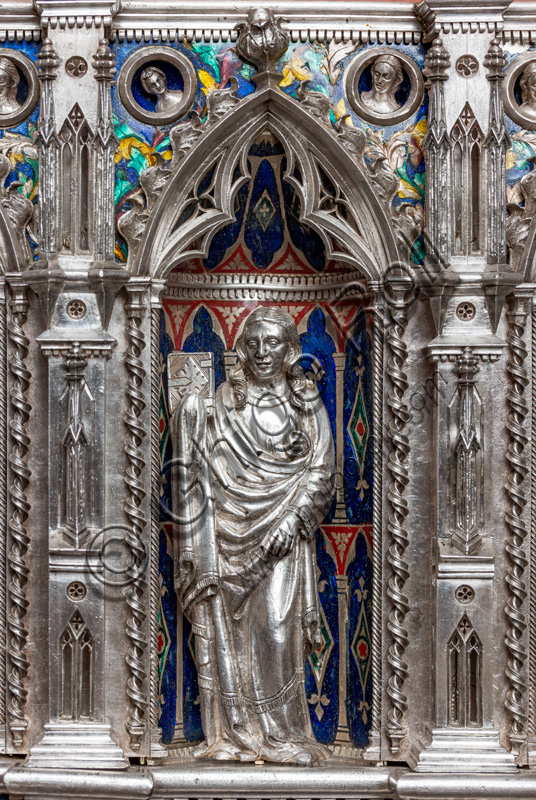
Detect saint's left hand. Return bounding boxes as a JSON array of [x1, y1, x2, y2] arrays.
[[261, 512, 301, 558]]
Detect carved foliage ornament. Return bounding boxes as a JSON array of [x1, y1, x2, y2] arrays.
[[118, 80, 241, 266]]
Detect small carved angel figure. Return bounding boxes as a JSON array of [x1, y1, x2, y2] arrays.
[[361, 53, 404, 115], [0, 57, 21, 116], [140, 65, 183, 114], [171, 306, 335, 764], [519, 61, 536, 120]]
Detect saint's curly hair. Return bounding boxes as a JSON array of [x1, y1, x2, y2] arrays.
[[229, 306, 307, 410]]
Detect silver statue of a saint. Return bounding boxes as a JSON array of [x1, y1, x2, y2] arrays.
[[361, 53, 404, 114], [0, 57, 21, 116], [140, 65, 183, 114], [519, 61, 536, 121], [171, 306, 335, 764]]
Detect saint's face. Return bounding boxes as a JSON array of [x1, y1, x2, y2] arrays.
[[244, 320, 289, 381], [371, 63, 397, 95], [525, 71, 536, 105], [143, 70, 166, 96], [0, 68, 14, 98]]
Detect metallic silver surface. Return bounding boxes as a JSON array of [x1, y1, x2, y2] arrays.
[[344, 47, 425, 127], [0, 0, 535, 796], [503, 50, 536, 130], [0, 49, 39, 128], [117, 45, 197, 126], [170, 307, 335, 764]]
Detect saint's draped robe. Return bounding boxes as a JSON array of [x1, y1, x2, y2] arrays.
[[172, 378, 335, 763]]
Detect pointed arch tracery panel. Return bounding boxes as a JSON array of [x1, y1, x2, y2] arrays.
[[135, 88, 399, 283]]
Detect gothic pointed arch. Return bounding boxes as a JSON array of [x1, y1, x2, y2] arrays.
[[135, 86, 399, 282]]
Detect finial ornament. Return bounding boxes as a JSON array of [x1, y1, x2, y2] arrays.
[[234, 8, 289, 89], [423, 37, 450, 83]]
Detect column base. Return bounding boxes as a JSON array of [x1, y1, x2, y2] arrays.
[[363, 730, 382, 762], [26, 722, 128, 770], [409, 728, 516, 773], [149, 726, 168, 759]]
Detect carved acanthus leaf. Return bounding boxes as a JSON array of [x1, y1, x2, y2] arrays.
[[334, 116, 366, 159], [139, 153, 171, 211], [170, 78, 240, 169], [392, 202, 425, 260], [0, 137, 37, 265], [506, 155, 536, 271], [117, 192, 148, 266], [297, 81, 332, 128]]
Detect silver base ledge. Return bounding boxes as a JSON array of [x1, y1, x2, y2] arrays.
[[25, 722, 129, 771], [410, 729, 517, 773], [4, 760, 536, 800]]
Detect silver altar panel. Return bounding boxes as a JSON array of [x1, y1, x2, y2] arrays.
[[0, 0, 531, 797]]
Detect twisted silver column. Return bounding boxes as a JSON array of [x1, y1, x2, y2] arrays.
[[6, 286, 31, 750], [505, 294, 529, 745], [531, 299, 536, 743], [371, 292, 384, 742], [385, 278, 411, 755], [124, 287, 148, 750], [0, 293, 7, 735], [149, 305, 161, 736]]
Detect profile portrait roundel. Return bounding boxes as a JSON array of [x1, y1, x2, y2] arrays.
[[118, 45, 197, 126], [503, 51, 536, 130], [344, 47, 424, 127], [0, 49, 39, 129]]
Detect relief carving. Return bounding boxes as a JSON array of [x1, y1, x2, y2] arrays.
[[450, 348, 483, 556], [0, 58, 21, 116], [170, 307, 335, 764], [361, 54, 404, 115], [234, 7, 290, 86]]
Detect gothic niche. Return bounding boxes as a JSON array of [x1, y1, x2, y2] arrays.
[[60, 610, 95, 722], [451, 103, 483, 256], [447, 615, 482, 728], [59, 104, 93, 253], [156, 131, 375, 754]]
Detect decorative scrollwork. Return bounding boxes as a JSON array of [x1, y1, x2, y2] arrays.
[[124, 286, 149, 749], [505, 295, 529, 745], [385, 276, 412, 754], [7, 286, 31, 749]]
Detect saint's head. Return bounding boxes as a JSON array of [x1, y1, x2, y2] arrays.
[[361, 53, 403, 114], [140, 65, 168, 97], [0, 57, 21, 115], [520, 61, 536, 117], [230, 307, 307, 409]]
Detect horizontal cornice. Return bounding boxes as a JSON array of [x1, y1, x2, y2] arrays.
[[0, 0, 534, 44], [112, 0, 422, 43]]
